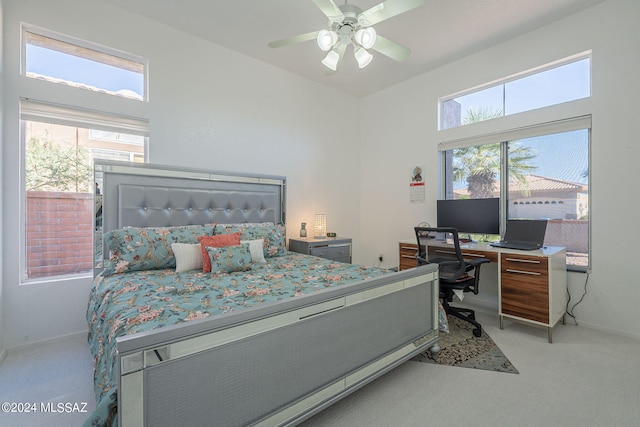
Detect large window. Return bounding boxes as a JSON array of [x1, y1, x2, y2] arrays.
[[440, 118, 590, 269], [21, 100, 148, 281]]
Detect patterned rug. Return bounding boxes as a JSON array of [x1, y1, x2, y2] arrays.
[[411, 315, 519, 374]]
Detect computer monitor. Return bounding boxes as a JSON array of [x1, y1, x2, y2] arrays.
[[436, 198, 500, 235]]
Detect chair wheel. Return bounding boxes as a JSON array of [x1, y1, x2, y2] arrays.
[[473, 328, 482, 337]]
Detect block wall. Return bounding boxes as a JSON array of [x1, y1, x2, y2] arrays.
[[26, 191, 94, 279]]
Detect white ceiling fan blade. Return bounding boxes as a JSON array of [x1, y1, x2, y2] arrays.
[[371, 35, 411, 62], [268, 31, 319, 49], [359, 0, 426, 26], [313, 0, 345, 22]]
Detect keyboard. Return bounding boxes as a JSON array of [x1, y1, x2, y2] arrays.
[[489, 241, 541, 251]]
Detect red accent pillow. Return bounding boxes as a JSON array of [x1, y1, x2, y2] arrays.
[[198, 233, 242, 272]]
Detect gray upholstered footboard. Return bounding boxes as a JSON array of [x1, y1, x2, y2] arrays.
[[117, 266, 439, 426]]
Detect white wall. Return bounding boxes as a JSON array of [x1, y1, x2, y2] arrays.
[[1, 0, 361, 349], [3, 0, 639, 348], [359, 0, 640, 340], [0, 0, 5, 362]]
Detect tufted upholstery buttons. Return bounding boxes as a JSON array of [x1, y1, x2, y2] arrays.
[[116, 184, 282, 229]]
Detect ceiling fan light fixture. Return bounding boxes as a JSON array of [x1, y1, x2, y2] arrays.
[[354, 46, 373, 68], [322, 49, 340, 70], [317, 29, 338, 51], [354, 27, 377, 49], [269, 0, 426, 72]]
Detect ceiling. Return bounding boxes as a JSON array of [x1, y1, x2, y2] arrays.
[[101, 0, 605, 97]]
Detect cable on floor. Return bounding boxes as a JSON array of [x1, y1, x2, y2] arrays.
[[566, 269, 589, 325]]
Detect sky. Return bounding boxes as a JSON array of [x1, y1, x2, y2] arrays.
[[450, 58, 590, 118], [26, 45, 144, 96]]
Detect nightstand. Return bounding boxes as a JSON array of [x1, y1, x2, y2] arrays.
[[288, 237, 352, 263]]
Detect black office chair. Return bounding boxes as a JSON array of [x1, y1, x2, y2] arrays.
[[414, 226, 490, 337]]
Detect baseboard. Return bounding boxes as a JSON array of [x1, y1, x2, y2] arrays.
[[7, 330, 87, 355], [458, 295, 640, 342], [566, 319, 640, 342]]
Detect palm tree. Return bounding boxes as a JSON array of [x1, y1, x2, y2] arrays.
[[453, 143, 500, 198], [452, 107, 537, 198]]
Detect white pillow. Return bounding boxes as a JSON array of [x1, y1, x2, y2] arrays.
[[241, 239, 266, 264], [171, 243, 203, 272]]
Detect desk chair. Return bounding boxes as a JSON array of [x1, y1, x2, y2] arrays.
[[414, 227, 490, 337]]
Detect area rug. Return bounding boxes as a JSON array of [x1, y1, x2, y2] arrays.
[[411, 315, 519, 374]]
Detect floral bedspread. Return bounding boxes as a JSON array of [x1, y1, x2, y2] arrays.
[[83, 252, 390, 427]]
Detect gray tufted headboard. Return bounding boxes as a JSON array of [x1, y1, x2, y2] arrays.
[[94, 161, 286, 273]]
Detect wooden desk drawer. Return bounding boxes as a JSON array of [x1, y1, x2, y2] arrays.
[[464, 249, 498, 263], [501, 277, 549, 323], [428, 246, 498, 263], [399, 243, 418, 270], [501, 254, 548, 275], [500, 253, 549, 323]]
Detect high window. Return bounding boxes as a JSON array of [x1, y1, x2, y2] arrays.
[[440, 54, 590, 130], [23, 25, 146, 101], [21, 100, 148, 281]]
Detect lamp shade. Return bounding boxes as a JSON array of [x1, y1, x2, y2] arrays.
[[321, 49, 340, 71], [314, 213, 326, 239], [354, 47, 373, 68], [317, 30, 338, 51], [354, 27, 377, 49]]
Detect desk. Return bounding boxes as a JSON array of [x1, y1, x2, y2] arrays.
[[399, 239, 566, 342]]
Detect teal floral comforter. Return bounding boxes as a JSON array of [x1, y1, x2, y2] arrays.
[[84, 252, 389, 427]]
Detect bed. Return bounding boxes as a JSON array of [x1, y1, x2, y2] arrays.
[[85, 161, 440, 427]]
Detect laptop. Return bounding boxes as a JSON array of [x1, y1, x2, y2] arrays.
[[490, 219, 547, 251]]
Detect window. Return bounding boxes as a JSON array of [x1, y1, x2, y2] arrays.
[[440, 54, 590, 130], [23, 25, 146, 100], [21, 100, 148, 281], [438, 53, 592, 269], [507, 129, 589, 267], [440, 117, 591, 269]]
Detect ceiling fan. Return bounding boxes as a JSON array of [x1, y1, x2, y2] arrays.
[[268, 0, 425, 72]]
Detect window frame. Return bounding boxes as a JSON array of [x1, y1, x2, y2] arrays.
[[21, 24, 148, 101], [438, 117, 591, 271], [19, 99, 149, 284], [438, 51, 591, 131]]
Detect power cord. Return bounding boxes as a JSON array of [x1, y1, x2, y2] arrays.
[[566, 270, 589, 325]]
